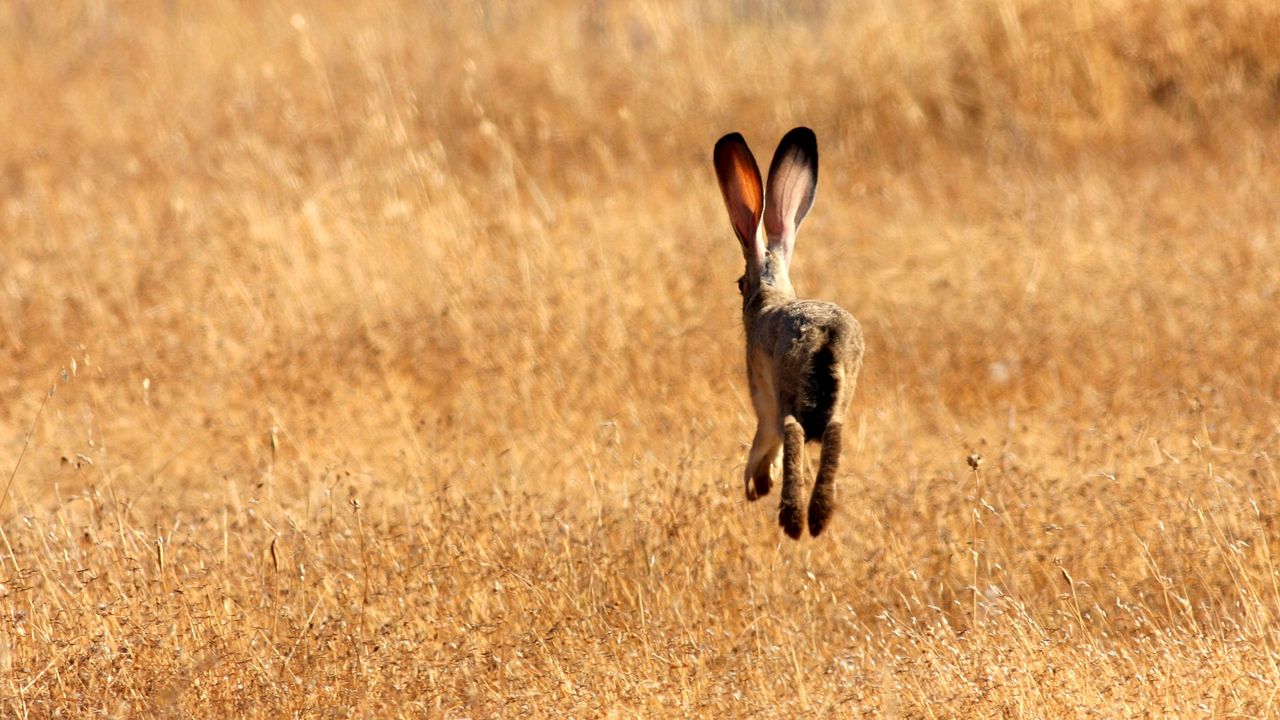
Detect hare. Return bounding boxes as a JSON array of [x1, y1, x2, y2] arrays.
[[713, 127, 865, 539]]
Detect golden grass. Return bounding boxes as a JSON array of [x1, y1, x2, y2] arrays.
[[2, 0, 1280, 715]]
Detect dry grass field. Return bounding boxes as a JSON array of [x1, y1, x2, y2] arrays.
[[2, 0, 1280, 716]]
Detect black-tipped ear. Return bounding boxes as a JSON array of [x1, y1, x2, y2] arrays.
[[714, 133, 766, 267], [764, 127, 818, 265]]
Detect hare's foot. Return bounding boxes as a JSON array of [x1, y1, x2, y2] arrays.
[[748, 465, 772, 500]]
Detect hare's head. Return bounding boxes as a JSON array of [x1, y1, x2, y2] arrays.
[[713, 127, 819, 303]]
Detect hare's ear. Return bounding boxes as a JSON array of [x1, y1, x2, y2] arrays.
[[714, 133, 765, 267], [765, 127, 818, 266]]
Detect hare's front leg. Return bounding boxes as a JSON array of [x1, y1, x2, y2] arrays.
[[779, 415, 807, 539], [744, 421, 781, 500], [744, 375, 781, 500]]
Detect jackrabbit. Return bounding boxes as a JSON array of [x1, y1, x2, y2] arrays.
[[713, 127, 865, 538]]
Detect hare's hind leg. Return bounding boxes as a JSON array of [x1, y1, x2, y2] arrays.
[[809, 359, 858, 537], [779, 415, 807, 539], [807, 421, 843, 537]]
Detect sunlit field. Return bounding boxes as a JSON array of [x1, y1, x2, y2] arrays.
[[3, 1, 1280, 716]]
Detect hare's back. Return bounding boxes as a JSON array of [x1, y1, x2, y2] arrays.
[[773, 300, 863, 372], [781, 300, 860, 340]]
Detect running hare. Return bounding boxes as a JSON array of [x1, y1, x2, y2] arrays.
[[713, 127, 864, 538]]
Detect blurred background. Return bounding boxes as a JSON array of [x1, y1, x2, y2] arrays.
[[3, 0, 1276, 493], [2, 1, 1280, 715]]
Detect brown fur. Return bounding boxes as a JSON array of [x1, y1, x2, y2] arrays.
[[716, 128, 865, 539]]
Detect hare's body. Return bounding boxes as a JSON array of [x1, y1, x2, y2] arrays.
[[714, 127, 864, 538], [745, 294, 862, 441]]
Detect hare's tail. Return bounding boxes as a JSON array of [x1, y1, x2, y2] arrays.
[[798, 328, 845, 442]]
